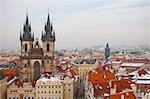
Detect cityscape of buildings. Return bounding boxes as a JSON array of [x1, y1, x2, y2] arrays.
[[0, 1, 150, 99]]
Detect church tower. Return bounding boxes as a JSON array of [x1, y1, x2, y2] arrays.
[[42, 13, 55, 58], [20, 14, 34, 57], [19, 13, 56, 82], [105, 43, 110, 62]]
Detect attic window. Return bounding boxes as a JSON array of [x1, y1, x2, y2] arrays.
[[95, 79, 98, 82], [99, 86, 102, 90], [106, 86, 110, 89], [104, 75, 106, 79], [95, 85, 100, 90], [126, 93, 129, 97]]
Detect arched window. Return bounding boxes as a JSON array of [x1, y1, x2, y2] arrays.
[[47, 43, 50, 52], [25, 44, 28, 52]]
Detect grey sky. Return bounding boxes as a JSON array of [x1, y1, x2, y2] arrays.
[[0, 0, 149, 50]]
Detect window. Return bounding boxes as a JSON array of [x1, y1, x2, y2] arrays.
[[69, 89, 70, 91], [25, 44, 28, 52], [47, 43, 50, 52], [25, 64, 27, 68]]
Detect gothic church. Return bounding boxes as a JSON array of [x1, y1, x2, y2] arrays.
[[19, 13, 56, 81]]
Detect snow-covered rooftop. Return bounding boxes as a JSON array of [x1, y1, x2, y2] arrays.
[[7, 76, 17, 85], [132, 74, 150, 80], [135, 80, 150, 84], [121, 63, 144, 67], [37, 77, 62, 83]]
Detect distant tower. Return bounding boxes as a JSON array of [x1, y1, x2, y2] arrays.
[[42, 13, 56, 58], [105, 43, 110, 62]]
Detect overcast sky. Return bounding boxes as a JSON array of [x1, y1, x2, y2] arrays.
[[0, 0, 149, 50]]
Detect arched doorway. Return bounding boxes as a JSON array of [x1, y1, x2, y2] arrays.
[[34, 61, 40, 80]]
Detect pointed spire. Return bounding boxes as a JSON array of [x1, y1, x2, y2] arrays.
[[106, 43, 109, 48], [47, 13, 50, 25], [26, 13, 29, 25]]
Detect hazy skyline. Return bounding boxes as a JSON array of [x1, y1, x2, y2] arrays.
[[0, 0, 149, 50]]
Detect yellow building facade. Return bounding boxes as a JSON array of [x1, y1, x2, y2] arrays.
[[0, 77, 7, 99]]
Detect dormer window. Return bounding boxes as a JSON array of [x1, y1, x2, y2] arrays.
[[99, 86, 102, 90]]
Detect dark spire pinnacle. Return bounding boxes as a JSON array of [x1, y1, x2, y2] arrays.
[[26, 13, 29, 25], [41, 13, 56, 42], [20, 12, 34, 41], [106, 43, 109, 47], [47, 13, 50, 25]]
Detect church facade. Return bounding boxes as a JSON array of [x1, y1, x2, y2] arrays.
[[19, 13, 56, 81]]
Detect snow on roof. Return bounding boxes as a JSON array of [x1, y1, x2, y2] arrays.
[[121, 63, 144, 67], [132, 74, 150, 80], [135, 80, 150, 84], [37, 77, 62, 83], [7, 76, 17, 85], [108, 61, 121, 64]]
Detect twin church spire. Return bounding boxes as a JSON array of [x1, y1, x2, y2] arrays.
[[20, 13, 55, 42], [20, 14, 34, 41], [42, 13, 55, 42]]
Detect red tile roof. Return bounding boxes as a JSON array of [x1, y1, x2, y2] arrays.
[[137, 69, 149, 76], [104, 91, 136, 99], [1, 68, 17, 76], [88, 70, 115, 85], [94, 81, 110, 96], [112, 78, 134, 93], [88, 70, 115, 97], [124, 59, 150, 64]]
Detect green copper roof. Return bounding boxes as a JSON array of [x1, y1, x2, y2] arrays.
[[0, 72, 4, 80]]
